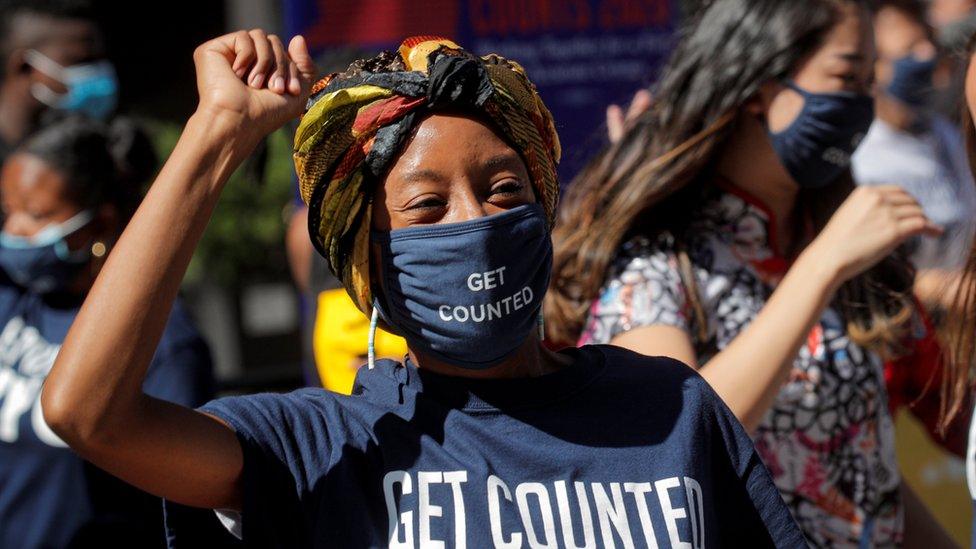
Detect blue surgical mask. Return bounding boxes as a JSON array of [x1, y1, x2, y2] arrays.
[[372, 204, 552, 369], [0, 210, 94, 293], [887, 53, 936, 108], [25, 50, 118, 120], [768, 81, 875, 189]]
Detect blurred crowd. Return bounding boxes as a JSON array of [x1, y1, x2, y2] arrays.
[[5, 0, 976, 547]]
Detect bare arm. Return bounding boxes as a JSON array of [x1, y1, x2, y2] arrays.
[[613, 186, 940, 431], [286, 206, 313, 294], [40, 30, 315, 510]]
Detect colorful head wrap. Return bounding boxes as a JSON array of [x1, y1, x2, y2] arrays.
[[294, 36, 561, 316]]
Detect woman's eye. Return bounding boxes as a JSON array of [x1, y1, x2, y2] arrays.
[[406, 197, 447, 211], [491, 180, 525, 196]]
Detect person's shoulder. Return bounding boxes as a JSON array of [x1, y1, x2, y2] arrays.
[[585, 346, 759, 459], [578, 345, 733, 443], [582, 344, 708, 393], [200, 388, 374, 495], [585, 343, 693, 370], [201, 388, 348, 443], [203, 387, 333, 418], [202, 385, 388, 440]]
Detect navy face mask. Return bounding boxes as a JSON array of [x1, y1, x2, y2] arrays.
[[768, 81, 875, 189], [372, 203, 552, 369], [0, 210, 94, 293], [886, 53, 936, 108]]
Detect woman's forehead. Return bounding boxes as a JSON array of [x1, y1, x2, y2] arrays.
[[817, 2, 876, 63], [389, 114, 524, 178], [0, 154, 73, 213], [2, 154, 65, 196]]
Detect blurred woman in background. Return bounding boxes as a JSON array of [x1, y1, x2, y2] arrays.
[[549, 0, 957, 545], [0, 115, 216, 548]]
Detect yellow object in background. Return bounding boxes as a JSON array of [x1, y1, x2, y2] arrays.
[[313, 289, 407, 395], [895, 411, 972, 547]]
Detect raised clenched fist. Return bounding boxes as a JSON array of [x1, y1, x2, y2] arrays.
[[192, 30, 317, 140]]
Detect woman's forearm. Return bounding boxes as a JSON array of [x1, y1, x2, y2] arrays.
[[699, 249, 842, 431], [42, 110, 256, 446]]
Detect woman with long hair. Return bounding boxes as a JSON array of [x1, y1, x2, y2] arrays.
[[549, 0, 954, 545], [34, 31, 804, 546]]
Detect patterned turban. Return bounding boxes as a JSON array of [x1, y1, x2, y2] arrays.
[[294, 36, 561, 316]]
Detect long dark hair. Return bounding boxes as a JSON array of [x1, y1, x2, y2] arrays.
[[20, 114, 156, 222], [547, 0, 917, 355]]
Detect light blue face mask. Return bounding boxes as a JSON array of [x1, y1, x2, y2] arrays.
[[0, 210, 94, 293], [24, 49, 118, 120]]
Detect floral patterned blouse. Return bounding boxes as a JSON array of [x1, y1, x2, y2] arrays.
[[580, 184, 903, 547]]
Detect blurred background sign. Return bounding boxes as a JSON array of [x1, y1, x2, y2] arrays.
[[283, 0, 679, 180]]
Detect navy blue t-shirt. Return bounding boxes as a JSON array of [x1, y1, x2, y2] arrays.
[[197, 345, 806, 548], [0, 278, 215, 549]]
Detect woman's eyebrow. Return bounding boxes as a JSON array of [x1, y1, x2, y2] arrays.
[[399, 168, 449, 183], [482, 152, 523, 171], [833, 51, 867, 63]]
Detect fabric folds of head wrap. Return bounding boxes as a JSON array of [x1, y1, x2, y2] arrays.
[[294, 36, 561, 316]]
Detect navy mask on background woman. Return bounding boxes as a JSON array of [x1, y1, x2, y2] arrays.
[[886, 53, 936, 108], [373, 204, 552, 369], [767, 81, 875, 189], [0, 210, 93, 293]]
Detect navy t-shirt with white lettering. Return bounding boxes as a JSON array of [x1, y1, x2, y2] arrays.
[[197, 345, 807, 548], [0, 277, 216, 549]]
